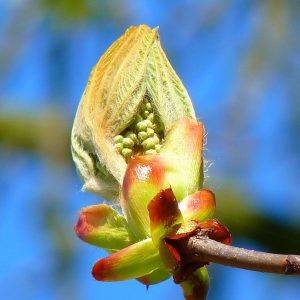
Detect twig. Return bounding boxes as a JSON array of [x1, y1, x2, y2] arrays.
[[184, 236, 300, 275]]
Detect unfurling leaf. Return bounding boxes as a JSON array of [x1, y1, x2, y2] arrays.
[[71, 25, 195, 201]]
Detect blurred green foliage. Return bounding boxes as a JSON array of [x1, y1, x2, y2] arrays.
[[0, 111, 70, 164]]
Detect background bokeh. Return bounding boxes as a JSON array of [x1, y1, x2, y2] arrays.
[[1, 1, 300, 299]]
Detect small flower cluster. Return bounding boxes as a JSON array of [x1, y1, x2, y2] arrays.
[[114, 100, 162, 161]]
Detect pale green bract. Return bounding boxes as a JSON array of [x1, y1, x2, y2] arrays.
[[71, 25, 195, 201]]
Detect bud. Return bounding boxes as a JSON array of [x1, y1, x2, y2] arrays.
[[180, 267, 209, 300], [179, 189, 216, 222], [72, 25, 230, 297]]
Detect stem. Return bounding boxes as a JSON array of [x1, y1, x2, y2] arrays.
[[185, 236, 300, 275]]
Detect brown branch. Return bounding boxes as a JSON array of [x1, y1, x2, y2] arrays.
[[182, 236, 300, 275]]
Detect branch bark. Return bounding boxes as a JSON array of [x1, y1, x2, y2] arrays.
[[183, 236, 300, 275]]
